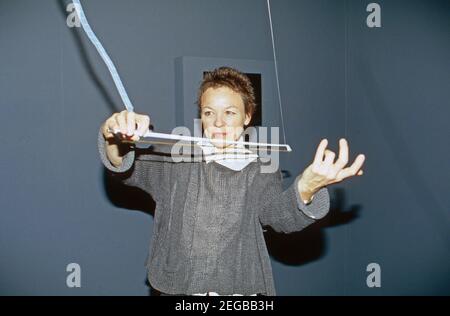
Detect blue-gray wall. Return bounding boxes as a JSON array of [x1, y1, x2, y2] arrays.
[[0, 0, 448, 295]]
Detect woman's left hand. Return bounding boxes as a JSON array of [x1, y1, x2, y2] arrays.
[[297, 138, 366, 202]]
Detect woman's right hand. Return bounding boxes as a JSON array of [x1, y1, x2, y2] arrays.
[[102, 110, 151, 142], [101, 110, 150, 167]]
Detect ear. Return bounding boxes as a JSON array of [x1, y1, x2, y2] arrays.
[[244, 113, 252, 126]]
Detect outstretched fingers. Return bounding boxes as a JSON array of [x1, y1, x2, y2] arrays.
[[334, 139, 349, 170], [313, 139, 329, 169], [336, 154, 366, 181]]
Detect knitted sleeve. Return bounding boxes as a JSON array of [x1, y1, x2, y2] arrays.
[[97, 127, 165, 202], [257, 168, 330, 234]]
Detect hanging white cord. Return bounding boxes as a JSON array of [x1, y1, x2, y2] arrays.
[[72, 0, 134, 112], [267, 0, 287, 145]]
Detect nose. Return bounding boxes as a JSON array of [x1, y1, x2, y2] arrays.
[[214, 115, 224, 128]]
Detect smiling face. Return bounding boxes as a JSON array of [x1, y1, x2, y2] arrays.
[[200, 86, 252, 149]]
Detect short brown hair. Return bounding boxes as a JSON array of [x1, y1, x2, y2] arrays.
[[197, 66, 256, 120]]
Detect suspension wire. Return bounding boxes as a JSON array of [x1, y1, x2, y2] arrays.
[[267, 0, 287, 146]]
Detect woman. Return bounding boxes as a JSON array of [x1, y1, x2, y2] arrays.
[[98, 67, 365, 296]]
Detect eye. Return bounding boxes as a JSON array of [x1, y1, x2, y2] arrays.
[[203, 111, 213, 117], [225, 110, 236, 116]]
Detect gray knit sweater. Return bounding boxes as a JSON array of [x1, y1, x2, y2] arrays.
[[97, 129, 330, 296]]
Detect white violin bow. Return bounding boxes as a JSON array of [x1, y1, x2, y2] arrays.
[[112, 129, 292, 152]]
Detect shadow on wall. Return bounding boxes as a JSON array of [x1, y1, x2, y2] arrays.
[[101, 161, 158, 296], [264, 188, 361, 265]]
